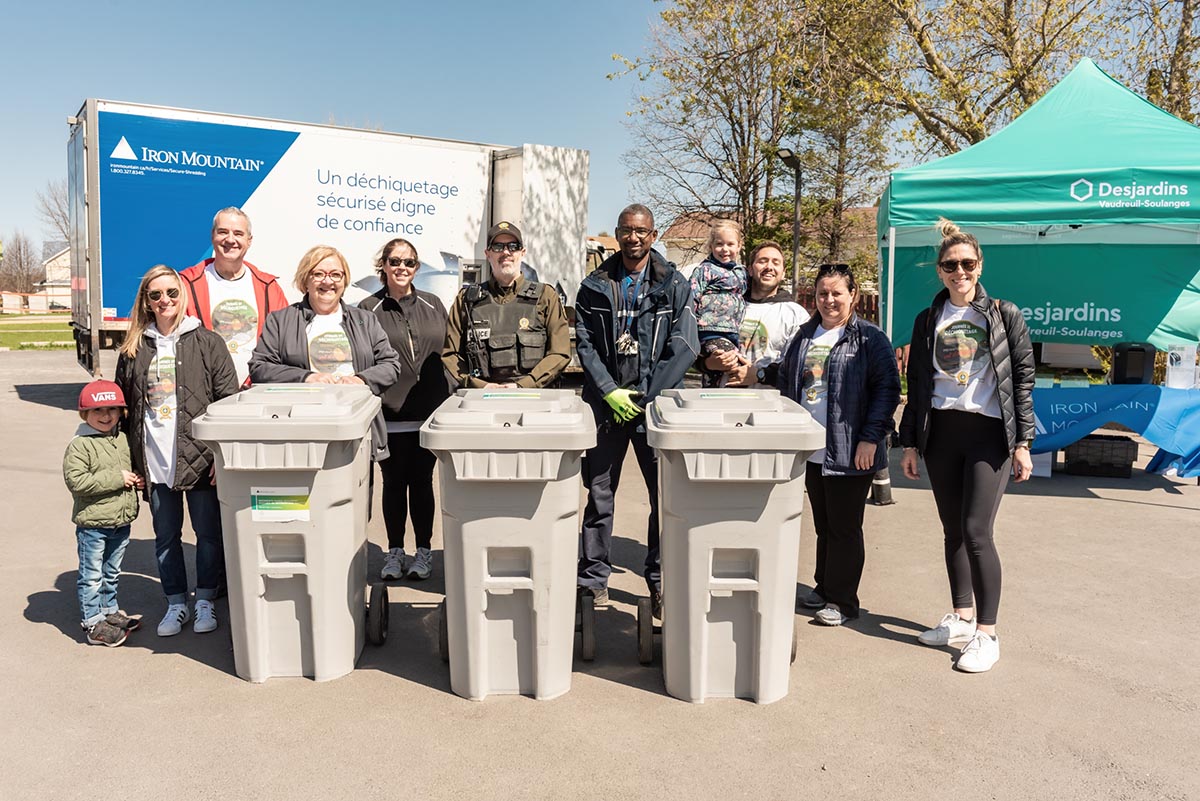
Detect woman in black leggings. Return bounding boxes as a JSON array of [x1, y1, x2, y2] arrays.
[[899, 219, 1034, 673], [360, 238, 450, 581]]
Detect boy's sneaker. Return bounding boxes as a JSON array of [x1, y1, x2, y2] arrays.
[[157, 603, 191, 637], [798, 589, 825, 609], [380, 548, 408, 580], [105, 611, 142, 632], [815, 604, 848, 627], [87, 620, 128, 647], [194, 600, 218, 634], [955, 631, 1000, 673], [406, 548, 433, 581], [578, 586, 609, 607], [918, 612, 977, 647]]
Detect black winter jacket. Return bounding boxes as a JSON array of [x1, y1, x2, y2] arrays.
[[359, 288, 451, 423], [899, 284, 1035, 454], [778, 314, 901, 475], [115, 324, 239, 495]]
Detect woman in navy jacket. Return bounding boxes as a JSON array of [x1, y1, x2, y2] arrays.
[[777, 264, 900, 627]]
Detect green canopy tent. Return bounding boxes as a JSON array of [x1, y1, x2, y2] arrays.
[[878, 58, 1200, 348]]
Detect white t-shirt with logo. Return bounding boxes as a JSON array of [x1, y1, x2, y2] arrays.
[[141, 316, 202, 487], [736, 298, 810, 385], [799, 324, 845, 464], [306, 308, 355, 377], [205, 264, 259, 385], [931, 302, 1001, 418]]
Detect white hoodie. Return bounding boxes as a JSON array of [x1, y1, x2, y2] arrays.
[[142, 315, 202, 487]]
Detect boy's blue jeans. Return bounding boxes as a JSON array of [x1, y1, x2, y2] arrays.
[[149, 484, 223, 605], [76, 524, 132, 628]]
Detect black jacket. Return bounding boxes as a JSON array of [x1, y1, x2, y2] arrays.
[[359, 288, 451, 423], [899, 284, 1035, 454], [574, 250, 698, 420], [115, 324, 239, 495]]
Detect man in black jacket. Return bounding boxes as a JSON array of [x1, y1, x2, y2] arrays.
[[574, 204, 698, 615]]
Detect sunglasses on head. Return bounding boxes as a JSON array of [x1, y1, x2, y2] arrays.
[[146, 287, 180, 302], [938, 258, 979, 273], [487, 242, 523, 254], [816, 263, 850, 276], [387, 257, 418, 269]]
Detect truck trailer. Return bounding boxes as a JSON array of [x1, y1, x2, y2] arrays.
[[67, 99, 589, 375]]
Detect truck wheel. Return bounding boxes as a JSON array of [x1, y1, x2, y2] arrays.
[[367, 584, 388, 646], [637, 597, 654, 665], [438, 600, 449, 663], [579, 593, 596, 662]]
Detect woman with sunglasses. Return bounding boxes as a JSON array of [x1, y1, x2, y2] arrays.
[[899, 220, 1034, 673], [777, 262, 900, 628], [115, 265, 239, 637], [359, 239, 449, 581], [250, 245, 401, 464]]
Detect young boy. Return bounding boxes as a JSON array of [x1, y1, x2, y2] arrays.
[[63, 380, 144, 646]]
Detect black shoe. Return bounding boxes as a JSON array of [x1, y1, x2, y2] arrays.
[[651, 588, 663, 620], [86, 620, 128, 647], [579, 586, 609, 606]]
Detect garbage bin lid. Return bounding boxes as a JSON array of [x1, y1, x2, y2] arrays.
[[647, 388, 825, 451], [421, 388, 597, 451], [192, 383, 381, 442]]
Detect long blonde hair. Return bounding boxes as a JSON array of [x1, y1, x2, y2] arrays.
[[119, 265, 189, 358]]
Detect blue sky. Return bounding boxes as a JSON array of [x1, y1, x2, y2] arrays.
[[0, 0, 659, 255]]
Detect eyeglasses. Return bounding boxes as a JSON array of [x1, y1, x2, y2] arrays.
[[487, 242, 523, 254], [387, 257, 418, 269], [816, 263, 850, 276], [146, 287, 180, 302], [938, 258, 979, 273], [615, 226, 654, 240], [310, 270, 345, 282]]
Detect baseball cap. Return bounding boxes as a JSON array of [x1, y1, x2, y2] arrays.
[[79, 380, 126, 410], [486, 221, 523, 247]]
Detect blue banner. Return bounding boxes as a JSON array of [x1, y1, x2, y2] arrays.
[[1033, 385, 1200, 476]]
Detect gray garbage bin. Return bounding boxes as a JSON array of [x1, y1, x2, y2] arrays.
[[421, 389, 596, 701], [193, 383, 383, 683], [646, 388, 824, 704]]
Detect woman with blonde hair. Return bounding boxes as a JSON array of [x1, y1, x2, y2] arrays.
[[114, 265, 239, 637], [899, 220, 1035, 673]]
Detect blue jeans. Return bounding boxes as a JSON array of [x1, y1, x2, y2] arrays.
[[76, 525, 132, 628], [149, 483, 223, 605]]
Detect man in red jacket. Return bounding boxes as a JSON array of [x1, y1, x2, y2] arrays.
[[180, 207, 288, 386]]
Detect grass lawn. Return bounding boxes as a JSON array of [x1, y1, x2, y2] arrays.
[[0, 329, 74, 349]]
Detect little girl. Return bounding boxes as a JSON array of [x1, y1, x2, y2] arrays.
[[690, 220, 748, 387]]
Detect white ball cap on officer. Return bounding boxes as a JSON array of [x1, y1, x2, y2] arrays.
[[486, 221, 525, 288]]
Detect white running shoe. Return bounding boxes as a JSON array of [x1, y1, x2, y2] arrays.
[[956, 631, 1000, 673], [194, 599, 217, 634], [157, 603, 191, 637], [917, 612, 977, 647], [407, 548, 433, 580], [815, 604, 848, 627], [380, 548, 408, 580]]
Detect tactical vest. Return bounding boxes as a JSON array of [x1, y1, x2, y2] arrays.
[[463, 281, 547, 383]]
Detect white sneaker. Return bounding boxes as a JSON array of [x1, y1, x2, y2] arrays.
[[956, 631, 1000, 673], [157, 603, 191, 637], [194, 599, 217, 634], [917, 612, 977, 647], [380, 548, 408, 580], [815, 604, 848, 627], [406, 547, 433, 580]]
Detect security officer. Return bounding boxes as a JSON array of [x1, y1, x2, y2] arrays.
[[442, 221, 570, 388]]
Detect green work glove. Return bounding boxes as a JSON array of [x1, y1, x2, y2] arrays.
[[604, 388, 644, 423]]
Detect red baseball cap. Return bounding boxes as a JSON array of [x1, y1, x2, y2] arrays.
[[79, 380, 126, 410]]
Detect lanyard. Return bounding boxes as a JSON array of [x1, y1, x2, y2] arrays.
[[617, 267, 647, 336]]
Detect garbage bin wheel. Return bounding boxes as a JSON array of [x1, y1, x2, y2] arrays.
[[579, 593, 596, 662], [438, 600, 449, 663], [791, 623, 798, 665], [367, 583, 389, 646], [637, 597, 654, 665]]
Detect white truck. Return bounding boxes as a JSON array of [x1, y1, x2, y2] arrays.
[[67, 99, 589, 374]]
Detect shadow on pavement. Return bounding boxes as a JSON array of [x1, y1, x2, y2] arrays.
[[14, 382, 85, 411]]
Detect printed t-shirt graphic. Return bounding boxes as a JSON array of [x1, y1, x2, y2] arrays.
[[799, 325, 844, 464], [738, 310, 770, 368], [934, 318, 989, 387], [206, 265, 260, 384], [146, 354, 177, 421], [307, 310, 355, 376]]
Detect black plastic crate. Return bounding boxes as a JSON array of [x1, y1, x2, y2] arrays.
[[1063, 434, 1138, 478]]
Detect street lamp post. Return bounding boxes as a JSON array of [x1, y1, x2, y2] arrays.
[[776, 146, 803, 296]]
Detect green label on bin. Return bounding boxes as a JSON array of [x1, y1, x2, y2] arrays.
[[251, 487, 311, 522], [699, 392, 759, 398], [481, 392, 531, 398]]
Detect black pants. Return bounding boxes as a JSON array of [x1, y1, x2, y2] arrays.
[[578, 419, 660, 592], [377, 431, 437, 552], [923, 409, 1010, 626], [805, 466, 874, 617]]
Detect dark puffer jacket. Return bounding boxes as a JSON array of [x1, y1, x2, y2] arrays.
[[899, 284, 1035, 454], [115, 324, 239, 494]]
